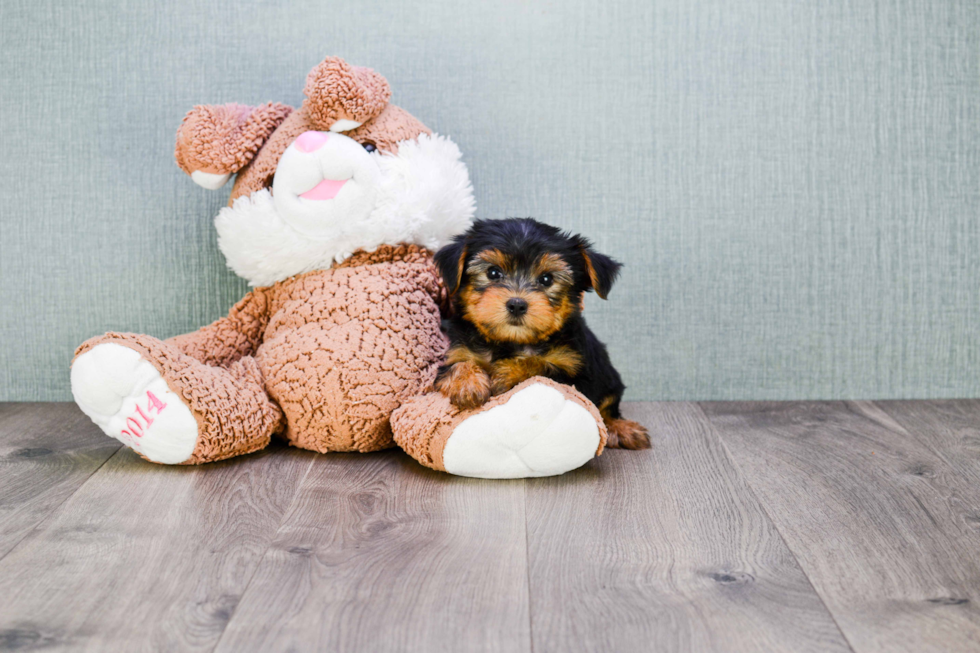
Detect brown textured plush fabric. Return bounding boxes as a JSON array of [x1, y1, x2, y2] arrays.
[[76, 245, 448, 463], [168, 286, 272, 367], [174, 102, 293, 176], [391, 376, 608, 472], [303, 56, 391, 131], [74, 333, 283, 465], [253, 245, 448, 453]]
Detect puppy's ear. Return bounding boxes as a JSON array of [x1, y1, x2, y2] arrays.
[[579, 246, 622, 299], [434, 238, 468, 295]]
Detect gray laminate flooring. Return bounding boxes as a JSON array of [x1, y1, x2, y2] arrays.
[[1, 400, 978, 652]]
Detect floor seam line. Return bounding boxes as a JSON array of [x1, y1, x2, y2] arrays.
[[208, 454, 317, 653], [524, 479, 535, 653], [868, 400, 980, 484], [694, 402, 859, 653]]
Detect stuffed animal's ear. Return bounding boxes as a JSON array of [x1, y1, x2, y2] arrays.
[[579, 245, 622, 299], [434, 238, 468, 295], [304, 56, 391, 133], [175, 102, 292, 189]]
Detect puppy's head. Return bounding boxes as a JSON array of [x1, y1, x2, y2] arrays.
[[435, 218, 622, 344]]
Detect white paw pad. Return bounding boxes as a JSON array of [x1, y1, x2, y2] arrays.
[[71, 343, 198, 464], [442, 383, 600, 479]]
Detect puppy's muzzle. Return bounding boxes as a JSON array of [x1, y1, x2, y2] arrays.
[[506, 297, 528, 317]]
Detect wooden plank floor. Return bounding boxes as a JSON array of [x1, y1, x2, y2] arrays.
[[1, 400, 979, 652]]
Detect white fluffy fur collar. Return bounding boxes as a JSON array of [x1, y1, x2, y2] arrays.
[[215, 133, 475, 286]]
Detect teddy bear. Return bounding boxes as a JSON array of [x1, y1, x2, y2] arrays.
[[70, 56, 607, 478]]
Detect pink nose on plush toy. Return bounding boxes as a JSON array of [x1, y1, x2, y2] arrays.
[[295, 131, 330, 153]]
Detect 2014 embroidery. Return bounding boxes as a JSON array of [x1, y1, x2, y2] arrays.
[[121, 391, 167, 439]]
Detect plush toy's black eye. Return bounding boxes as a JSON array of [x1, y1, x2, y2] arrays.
[[538, 273, 554, 287], [487, 267, 503, 281], [362, 143, 377, 153]]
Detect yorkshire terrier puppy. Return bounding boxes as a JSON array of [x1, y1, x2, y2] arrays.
[[433, 218, 650, 449]]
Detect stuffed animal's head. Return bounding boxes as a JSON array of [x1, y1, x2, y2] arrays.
[[174, 56, 475, 286]]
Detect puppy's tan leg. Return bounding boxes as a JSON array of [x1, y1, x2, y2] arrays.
[[435, 361, 491, 410], [604, 417, 651, 449], [598, 394, 650, 449]]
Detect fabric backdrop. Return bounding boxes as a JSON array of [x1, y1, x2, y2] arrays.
[[2, 0, 978, 401]]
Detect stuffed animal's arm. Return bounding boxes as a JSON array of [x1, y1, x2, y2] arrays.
[[415, 256, 451, 317], [166, 288, 272, 367]]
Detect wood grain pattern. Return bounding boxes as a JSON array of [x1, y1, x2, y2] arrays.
[[701, 401, 980, 653], [874, 399, 980, 489], [0, 438, 313, 652], [524, 402, 850, 652], [214, 452, 531, 653], [0, 403, 119, 560], [6, 401, 980, 652]]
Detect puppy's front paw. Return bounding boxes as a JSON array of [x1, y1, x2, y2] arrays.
[[435, 361, 491, 410], [604, 418, 651, 449], [490, 372, 519, 397]]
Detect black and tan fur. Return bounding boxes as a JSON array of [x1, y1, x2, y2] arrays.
[[433, 218, 649, 449]]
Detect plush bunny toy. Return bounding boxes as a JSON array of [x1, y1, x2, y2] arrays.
[[70, 56, 606, 478]]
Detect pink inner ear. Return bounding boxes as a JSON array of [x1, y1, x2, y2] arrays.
[[294, 131, 330, 153]]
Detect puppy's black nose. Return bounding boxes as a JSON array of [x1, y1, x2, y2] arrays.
[[506, 298, 528, 316]]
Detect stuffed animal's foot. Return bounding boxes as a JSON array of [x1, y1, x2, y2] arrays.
[[71, 342, 199, 464], [441, 382, 599, 478], [392, 377, 607, 479], [72, 333, 281, 464]]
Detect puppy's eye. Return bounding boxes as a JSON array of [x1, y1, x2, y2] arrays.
[[538, 273, 554, 287], [362, 143, 377, 153], [486, 267, 503, 281]]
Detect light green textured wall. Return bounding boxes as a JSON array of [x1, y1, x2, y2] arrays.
[[1, 0, 978, 401]]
